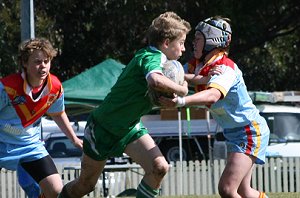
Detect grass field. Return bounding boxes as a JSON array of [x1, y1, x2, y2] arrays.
[[119, 193, 300, 198], [158, 193, 300, 198]]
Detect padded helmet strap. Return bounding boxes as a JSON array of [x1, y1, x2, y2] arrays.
[[195, 17, 232, 52]]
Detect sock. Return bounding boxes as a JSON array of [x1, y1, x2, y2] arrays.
[[259, 192, 269, 198], [21, 182, 40, 198], [136, 179, 159, 198]]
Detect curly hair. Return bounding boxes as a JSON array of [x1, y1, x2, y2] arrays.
[[146, 11, 191, 47], [18, 38, 57, 67]]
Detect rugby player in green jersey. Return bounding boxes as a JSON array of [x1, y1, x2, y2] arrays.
[[59, 11, 191, 198]]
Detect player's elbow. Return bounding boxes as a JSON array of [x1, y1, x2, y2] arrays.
[[206, 89, 222, 104], [207, 95, 219, 104], [148, 80, 162, 91], [147, 73, 163, 88]]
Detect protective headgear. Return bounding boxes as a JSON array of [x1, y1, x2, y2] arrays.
[[195, 17, 232, 52]]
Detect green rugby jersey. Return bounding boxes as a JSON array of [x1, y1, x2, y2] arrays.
[[91, 46, 167, 136]]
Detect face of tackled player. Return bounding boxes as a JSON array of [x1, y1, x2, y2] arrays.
[[162, 34, 186, 60], [193, 31, 205, 59]]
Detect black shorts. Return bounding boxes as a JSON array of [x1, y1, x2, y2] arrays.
[[21, 155, 58, 183]]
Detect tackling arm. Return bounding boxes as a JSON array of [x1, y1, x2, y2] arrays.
[[159, 87, 222, 108], [184, 66, 223, 86], [185, 73, 210, 85], [185, 88, 222, 106]]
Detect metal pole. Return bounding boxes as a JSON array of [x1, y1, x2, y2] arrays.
[[21, 0, 35, 41], [177, 107, 183, 195], [206, 109, 215, 193]]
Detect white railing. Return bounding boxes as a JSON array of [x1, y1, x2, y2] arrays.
[[1, 157, 300, 197]]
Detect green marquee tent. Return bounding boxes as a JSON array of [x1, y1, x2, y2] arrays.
[[62, 58, 125, 116]]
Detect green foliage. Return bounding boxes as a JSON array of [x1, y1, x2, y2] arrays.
[[229, 0, 300, 91], [0, 1, 21, 77], [118, 192, 300, 198], [0, 0, 299, 91], [241, 31, 300, 91]]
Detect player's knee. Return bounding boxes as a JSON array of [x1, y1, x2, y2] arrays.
[[218, 183, 235, 198], [152, 157, 169, 179]]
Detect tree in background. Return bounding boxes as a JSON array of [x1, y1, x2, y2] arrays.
[[0, 1, 20, 75], [0, 0, 299, 91]]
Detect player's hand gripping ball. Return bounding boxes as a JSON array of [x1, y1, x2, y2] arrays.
[[147, 60, 185, 106]]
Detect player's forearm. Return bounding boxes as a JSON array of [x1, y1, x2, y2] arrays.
[[157, 77, 188, 96], [51, 112, 78, 142], [185, 88, 221, 106], [185, 74, 207, 85], [148, 73, 188, 96]]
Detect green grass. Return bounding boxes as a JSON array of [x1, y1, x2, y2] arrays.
[[119, 193, 300, 198], [160, 193, 300, 198]]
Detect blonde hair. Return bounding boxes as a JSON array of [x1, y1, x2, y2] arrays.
[[146, 11, 191, 47], [18, 38, 57, 66]]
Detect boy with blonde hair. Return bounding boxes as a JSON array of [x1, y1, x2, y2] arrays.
[[59, 11, 191, 198]]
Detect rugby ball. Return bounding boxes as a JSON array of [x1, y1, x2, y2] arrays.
[[147, 60, 185, 106]]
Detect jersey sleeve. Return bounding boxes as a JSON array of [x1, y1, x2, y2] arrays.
[[143, 50, 165, 79], [46, 91, 65, 115], [0, 83, 9, 111], [207, 65, 236, 97]]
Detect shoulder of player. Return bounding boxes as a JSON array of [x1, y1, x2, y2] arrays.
[[212, 55, 236, 70], [49, 73, 62, 84]]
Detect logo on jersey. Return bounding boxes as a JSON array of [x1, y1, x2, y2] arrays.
[[47, 93, 58, 105], [3, 123, 22, 135], [12, 96, 26, 105]]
